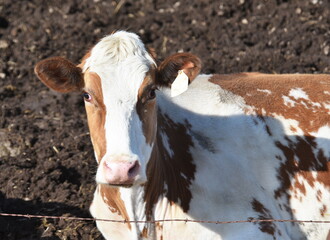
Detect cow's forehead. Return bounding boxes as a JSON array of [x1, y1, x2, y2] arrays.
[[99, 63, 150, 103], [83, 31, 155, 74], [82, 32, 156, 102]]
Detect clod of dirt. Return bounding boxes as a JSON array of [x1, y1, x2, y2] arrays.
[[0, 16, 9, 28], [0, 131, 21, 157]]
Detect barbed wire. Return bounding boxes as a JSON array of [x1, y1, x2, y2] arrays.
[[1, 212, 330, 225]]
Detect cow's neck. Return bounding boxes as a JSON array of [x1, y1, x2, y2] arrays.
[[144, 110, 196, 219], [100, 104, 197, 239]]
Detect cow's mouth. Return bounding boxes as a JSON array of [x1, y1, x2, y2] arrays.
[[107, 183, 134, 188]]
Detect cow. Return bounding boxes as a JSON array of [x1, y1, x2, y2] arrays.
[[34, 31, 330, 240]]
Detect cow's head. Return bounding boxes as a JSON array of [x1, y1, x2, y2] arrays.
[[35, 31, 201, 187]]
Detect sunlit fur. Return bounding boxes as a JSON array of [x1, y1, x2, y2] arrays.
[[83, 31, 156, 185], [92, 72, 330, 240], [84, 33, 329, 239]]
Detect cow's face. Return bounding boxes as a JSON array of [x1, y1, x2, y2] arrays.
[[81, 38, 158, 186], [35, 31, 201, 187]]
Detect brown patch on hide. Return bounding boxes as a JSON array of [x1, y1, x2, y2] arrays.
[[209, 73, 330, 134], [251, 198, 278, 237], [317, 190, 323, 202], [136, 69, 157, 145], [144, 112, 196, 218], [156, 222, 163, 240], [314, 150, 330, 189], [100, 184, 131, 229], [290, 125, 298, 133], [292, 175, 307, 198], [140, 227, 148, 238], [265, 124, 272, 136], [320, 205, 327, 217], [84, 71, 106, 162], [274, 136, 329, 202]]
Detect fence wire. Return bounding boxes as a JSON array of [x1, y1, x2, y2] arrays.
[[1, 212, 330, 225]]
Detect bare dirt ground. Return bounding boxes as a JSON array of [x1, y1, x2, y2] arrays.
[[0, 0, 329, 239]]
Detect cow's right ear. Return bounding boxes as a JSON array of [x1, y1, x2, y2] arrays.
[[34, 57, 84, 93]]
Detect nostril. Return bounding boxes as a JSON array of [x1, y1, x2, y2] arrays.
[[128, 161, 140, 177]]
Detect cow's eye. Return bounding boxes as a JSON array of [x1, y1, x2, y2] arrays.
[[83, 92, 92, 102], [147, 88, 156, 100]]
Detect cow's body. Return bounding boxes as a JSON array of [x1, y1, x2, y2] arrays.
[[35, 31, 330, 240], [90, 73, 330, 240]]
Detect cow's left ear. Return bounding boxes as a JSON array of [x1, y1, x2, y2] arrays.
[[156, 53, 201, 87]]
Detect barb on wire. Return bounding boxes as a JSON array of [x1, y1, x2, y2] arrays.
[[1, 212, 330, 225]]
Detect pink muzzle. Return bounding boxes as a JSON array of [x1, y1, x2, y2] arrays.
[[103, 159, 140, 185]]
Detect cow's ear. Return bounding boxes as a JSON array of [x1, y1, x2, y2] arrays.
[[156, 53, 201, 87], [34, 57, 84, 93]]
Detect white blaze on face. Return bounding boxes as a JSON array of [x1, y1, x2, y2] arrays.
[[83, 31, 156, 185]]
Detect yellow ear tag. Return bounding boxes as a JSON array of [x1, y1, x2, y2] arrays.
[[171, 70, 189, 97]]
